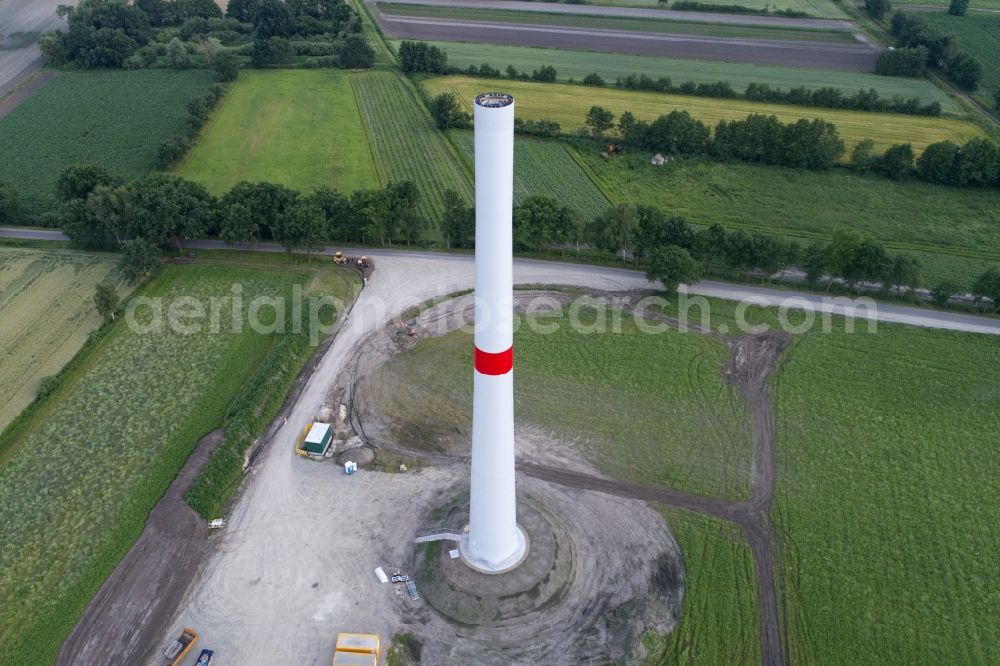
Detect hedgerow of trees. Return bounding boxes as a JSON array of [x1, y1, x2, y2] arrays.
[[890, 12, 982, 91], [35, 165, 997, 307]]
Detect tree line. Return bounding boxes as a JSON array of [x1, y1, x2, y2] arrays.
[[55, 166, 429, 281], [440, 192, 1000, 306], [39, 0, 372, 72], [851, 137, 1000, 188], [613, 72, 941, 117], [29, 166, 998, 307], [585, 107, 845, 170]]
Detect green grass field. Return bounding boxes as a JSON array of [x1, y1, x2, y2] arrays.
[[352, 71, 473, 224], [644, 508, 761, 665], [0, 70, 215, 214], [377, 3, 858, 42], [570, 0, 846, 13], [0, 248, 125, 430], [400, 41, 958, 112], [922, 12, 1000, 106], [572, 150, 1000, 286], [449, 131, 610, 216], [364, 303, 754, 500], [0, 255, 357, 664], [890, 0, 1000, 10], [773, 325, 1000, 665], [424, 76, 985, 155], [181, 69, 379, 195]]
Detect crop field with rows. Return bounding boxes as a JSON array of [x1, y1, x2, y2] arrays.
[[423, 76, 984, 155], [0, 70, 215, 215], [0, 259, 355, 664], [0, 248, 124, 430], [364, 303, 754, 501], [377, 4, 856, 42], [401, 41, 956, 111], [181, 69, 379, 195], [773, 325, 1000, 665], [644, 508, 760, 666], [352, 71, 473, 225], [450, 131, 610, 217]]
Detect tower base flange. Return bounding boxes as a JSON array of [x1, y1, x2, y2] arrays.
[[459, 525, 529, 574]]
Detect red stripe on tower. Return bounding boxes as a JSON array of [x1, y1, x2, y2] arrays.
[[474, 346, 514, 375]]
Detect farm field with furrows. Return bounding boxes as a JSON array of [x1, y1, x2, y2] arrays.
[[571, 150, 1000, 276], [352, 70, 473, 223], [0, 248, 124, 430], [402, 41, 958, 111], [363, 305, 754, 501], [644, 508, 761, 666], [922, 12, 1000, 104], [0, 70, 215, 214], [0, 260, 349, 664], [772, 325, 1000, 665], [423, 76, 985, 154], [180, 69, 379, 195], [376, 3, 859, 42], [450, 131, 610, 217]]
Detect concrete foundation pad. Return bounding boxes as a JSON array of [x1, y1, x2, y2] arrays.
[[415, 498, 574, 627]]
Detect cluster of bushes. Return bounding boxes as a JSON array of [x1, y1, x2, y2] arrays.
[[57, 166, 431, 279], [39, 0, 371, 72], [875, 46, 928, 77], [398, 41, 448, 74], [244, 0, 370, 68], [851, 137, 1000, 187], [157, 82, 230, 169], [890, 12, 982, 91], [668, 1, 809, 18], [615, 72, 942, 116], [588, 108, 845, 169], [135, 0, 222, 26]]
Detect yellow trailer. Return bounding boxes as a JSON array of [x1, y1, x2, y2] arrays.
[[333, 632, 380, 665]]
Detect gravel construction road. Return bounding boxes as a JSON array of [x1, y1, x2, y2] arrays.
[[376, 0, 857, 30], [373, 13, 879, 70], [0, 0, 69, 97]]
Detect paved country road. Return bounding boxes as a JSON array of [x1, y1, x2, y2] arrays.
[[0, 0, 70, 97], [373, 12, 879, 70], [3, 227, 997, 335], [375, 0, 858, 30]]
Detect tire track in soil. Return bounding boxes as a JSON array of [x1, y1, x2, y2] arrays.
[[349, 294, 791, 666]]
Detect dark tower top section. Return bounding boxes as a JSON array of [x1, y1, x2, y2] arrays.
[[475, 93, 513, 108]]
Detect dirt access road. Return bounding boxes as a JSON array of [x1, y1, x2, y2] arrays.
[[0, 0, 70, 98], [376, 0, 857, 30], [371, 4, 878, 69]]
